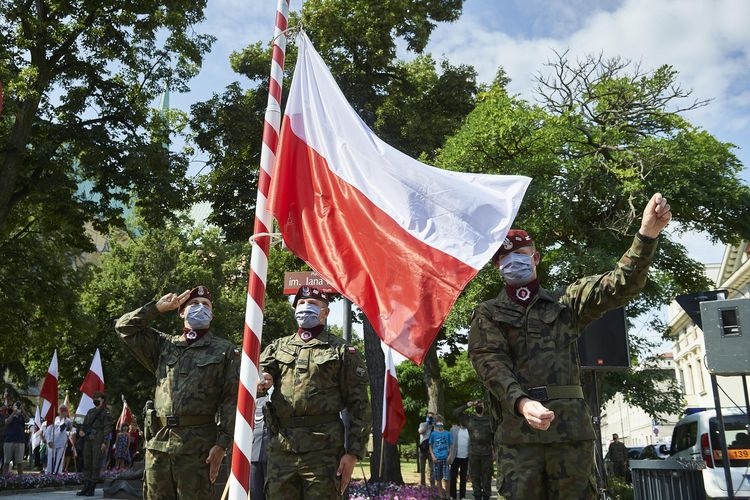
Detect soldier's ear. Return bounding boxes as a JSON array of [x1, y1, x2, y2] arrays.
[[533, 251, 541, 265]]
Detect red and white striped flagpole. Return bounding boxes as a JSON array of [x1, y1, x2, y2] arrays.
[[227, 1, 290, 498]]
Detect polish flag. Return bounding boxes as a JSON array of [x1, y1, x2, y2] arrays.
[[268, 32, 531, 363], [381, 345, 406, 445], [76, 349, 105, 420], [39, 350, 59, 425], [116, 396, 134, 430]]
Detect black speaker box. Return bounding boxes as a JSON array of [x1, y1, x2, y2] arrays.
[[578, 307, 629, 370]]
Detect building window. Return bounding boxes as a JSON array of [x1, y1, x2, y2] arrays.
[[687, 365, 695, 395]]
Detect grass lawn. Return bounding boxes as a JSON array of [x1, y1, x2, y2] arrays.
[[352, 457, 422, 484]]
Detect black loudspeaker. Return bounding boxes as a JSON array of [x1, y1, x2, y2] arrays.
[[578, 307, 629, 370]]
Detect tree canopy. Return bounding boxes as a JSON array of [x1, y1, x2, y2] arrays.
[[437, 52, 750, 417]]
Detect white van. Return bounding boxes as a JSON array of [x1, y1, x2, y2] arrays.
[[670, 407, 750, 499]]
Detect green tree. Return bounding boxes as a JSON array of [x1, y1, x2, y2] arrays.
[[437, 53, 750, 418], [0, 0, 215, 383], [76, 217, 297, 414]]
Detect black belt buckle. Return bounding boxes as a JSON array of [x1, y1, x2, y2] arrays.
[[527, 386, 549, 402], [166, 415, 179, 428]]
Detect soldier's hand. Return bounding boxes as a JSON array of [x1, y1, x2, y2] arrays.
[[257, 372, 274, 392], [639, 192, 672, 239], [155, 289, 191, 313], [336, 453, 357, 494], [517, 397, 555, 431], [205, 445, 225, 483]]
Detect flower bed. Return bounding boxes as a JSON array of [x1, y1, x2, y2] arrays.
[[0, 471, 118, 491], [349, 481, 437, 500]]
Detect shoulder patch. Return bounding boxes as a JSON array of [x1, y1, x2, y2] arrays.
[[347, 346, 357, 354]]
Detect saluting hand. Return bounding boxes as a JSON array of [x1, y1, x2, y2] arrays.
[[155, 290, 191, 313], [639, 192, 672, 239]]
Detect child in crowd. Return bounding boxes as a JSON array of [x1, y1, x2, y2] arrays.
[[429, 416, 452, 500], [113, 424, 131, 470]]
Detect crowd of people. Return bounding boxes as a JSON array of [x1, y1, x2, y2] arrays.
[[0, 397, 144, 486], [416, 400, 494, 500]]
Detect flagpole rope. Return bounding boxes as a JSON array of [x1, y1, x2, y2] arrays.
[[248, 231, 283, 247], [227, 1, 290, 499]]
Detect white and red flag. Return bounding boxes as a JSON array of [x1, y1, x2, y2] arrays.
[[39, 350, 59, 425], [381, 345, 406, 445], [116, 396, 134, 430], [267, 32, 531, 363], [76, 349, 105, 420]]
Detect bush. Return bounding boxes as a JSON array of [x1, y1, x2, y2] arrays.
[[608, 476, 634, 500]]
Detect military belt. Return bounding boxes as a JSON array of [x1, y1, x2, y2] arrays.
[[278, 414, 340, 428], [525, 385, 583, 402], [158, 415, 215, 428]]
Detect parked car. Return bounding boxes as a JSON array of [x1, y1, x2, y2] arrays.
[[639, 443, 670, 460], [670, 407, 750, 499]]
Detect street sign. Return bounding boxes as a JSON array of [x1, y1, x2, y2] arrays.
[[283, 271, 338, 295]]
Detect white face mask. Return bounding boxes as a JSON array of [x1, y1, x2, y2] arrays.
[[499, 252, 535, 285], [295, 302, 321, 329], [186, 303, 213, 329]]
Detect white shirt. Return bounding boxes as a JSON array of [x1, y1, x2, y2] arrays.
[[454, 427, 470, 458]]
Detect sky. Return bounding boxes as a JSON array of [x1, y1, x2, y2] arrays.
[[169, 0, 750, 349]]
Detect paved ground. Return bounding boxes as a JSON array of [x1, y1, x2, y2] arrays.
[[0, 486, 98, 499]]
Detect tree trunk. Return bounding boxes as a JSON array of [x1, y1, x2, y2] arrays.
[[422, 342, 444, 416], [363, 318, 403, 484]]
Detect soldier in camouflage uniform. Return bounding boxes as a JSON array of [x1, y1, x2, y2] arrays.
[[468, 193, 672, 499], [257, 286, 371, 499], [454, 399, 494, 500], [606, 433, 628, 479], [116, 285, 239, 500], [76, 391, 114, 496]]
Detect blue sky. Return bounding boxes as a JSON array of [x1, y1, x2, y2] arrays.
[[172, 0, 750, 266]]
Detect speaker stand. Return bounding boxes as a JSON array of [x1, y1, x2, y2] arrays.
[[591, 370, 608, 495]]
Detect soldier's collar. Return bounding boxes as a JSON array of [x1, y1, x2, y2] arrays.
[[180, 329, 213, 347], [288, 329, 329, 346]]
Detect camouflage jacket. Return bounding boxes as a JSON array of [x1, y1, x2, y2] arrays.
[[260, 331, 371, 459], [469, 235, 657, 445], [81, 405, 114, 447], [466, 413, 494, 456], [607, 441, 628, 462], [116, 302, 239, 455]]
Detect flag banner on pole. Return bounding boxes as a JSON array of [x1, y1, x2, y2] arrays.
[[381, 344, 406, 445], [39, 350, 59, 425], [116, 396, 134, 430], [76, 349, 105, 420], [33, 405, 42, 429], [267, 31, 531, 364]]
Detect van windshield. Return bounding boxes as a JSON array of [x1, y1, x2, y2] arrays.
[[709, 414, 750, 467]]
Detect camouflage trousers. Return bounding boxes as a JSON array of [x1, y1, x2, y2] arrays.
[[82, 440, 104, 482], [266, 445, 343, 499], [143, 448, 213, 500], [469, 452, 493, 500], [496, 440, 597, 500]]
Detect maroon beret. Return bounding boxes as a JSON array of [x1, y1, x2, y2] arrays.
[[179, 285, 212, 311], [293, 286, 329, 307], [492, 229, 534, 263]]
